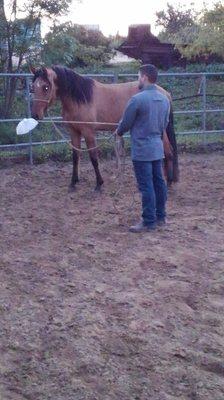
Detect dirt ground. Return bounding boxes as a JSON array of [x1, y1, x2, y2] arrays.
[[0, 152, 224, 400]]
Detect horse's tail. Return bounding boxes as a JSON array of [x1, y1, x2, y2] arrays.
[[165, 105, 179, 184]]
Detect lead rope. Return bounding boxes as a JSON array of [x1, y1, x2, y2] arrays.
[[49, 114, 116, 152], [32, 95, 137, 214], [110, 136, 138, 215], [47, 113, 137, 215]]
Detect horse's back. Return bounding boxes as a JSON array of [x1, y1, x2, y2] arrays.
[[74, 79, 171, 131], [93, 80, 171, 126], [93, 81, 138, 124]]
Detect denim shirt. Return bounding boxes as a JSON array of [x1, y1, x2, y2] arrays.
[[117, 85, 170, 161]]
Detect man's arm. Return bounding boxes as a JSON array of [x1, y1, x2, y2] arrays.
[[116, 97, 138, 136]]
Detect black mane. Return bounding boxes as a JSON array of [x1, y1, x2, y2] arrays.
[[52, 66, 94, 104], [33, 66, 94, 104]]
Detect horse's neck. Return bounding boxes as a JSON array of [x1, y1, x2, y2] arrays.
[[59, 96, 79, 118]]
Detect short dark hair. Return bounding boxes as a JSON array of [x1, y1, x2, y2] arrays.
[[139, 64, 158, 83]]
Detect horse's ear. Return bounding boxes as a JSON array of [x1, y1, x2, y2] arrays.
[[29, 65, 36, 75]]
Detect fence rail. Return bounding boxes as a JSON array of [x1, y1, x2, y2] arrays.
[[0, 71, 224, 164]]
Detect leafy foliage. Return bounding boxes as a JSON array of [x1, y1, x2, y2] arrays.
[[156, 2, 224, 60], [156, 3, 198, 41], [42, 23, 114, 68]]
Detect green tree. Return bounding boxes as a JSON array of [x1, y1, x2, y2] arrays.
[[41, 23, 78, 66], [177, 2, 224, 59], [156, 2, 224, 61], [156, 2, 198, 41], [42, 23, 114, 68]]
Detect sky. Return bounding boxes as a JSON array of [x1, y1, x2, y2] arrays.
[[65, 0, 216, 37]]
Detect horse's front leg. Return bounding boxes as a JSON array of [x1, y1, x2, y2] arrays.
[[84, 131, 104, 192], [70, 130, 81, 191]]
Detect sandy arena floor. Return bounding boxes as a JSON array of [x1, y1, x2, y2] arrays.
[[0, 152, 224, 400]]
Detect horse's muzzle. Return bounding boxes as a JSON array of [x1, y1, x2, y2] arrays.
[[31, 113, 40, 120]]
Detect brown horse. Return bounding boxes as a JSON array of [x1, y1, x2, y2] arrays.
[[31, 66, 179, 191]]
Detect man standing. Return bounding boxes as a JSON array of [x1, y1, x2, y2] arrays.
[[116, 64, 170, 233]]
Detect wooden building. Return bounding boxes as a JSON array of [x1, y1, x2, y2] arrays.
[[118, 25, 185, 69]]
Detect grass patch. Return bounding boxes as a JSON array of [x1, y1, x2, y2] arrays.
[[0, 132, 223, 168]]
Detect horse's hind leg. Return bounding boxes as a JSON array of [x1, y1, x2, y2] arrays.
[[163, 130, 174, 185], [70, 131, 81, 191], [85, 133, 104, 192]]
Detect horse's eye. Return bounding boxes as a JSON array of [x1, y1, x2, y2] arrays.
[[43, 85, 49, 93]]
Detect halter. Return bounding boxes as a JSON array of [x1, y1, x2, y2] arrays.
[[30, 80, 52, 104], [32, 98, 50, 103]]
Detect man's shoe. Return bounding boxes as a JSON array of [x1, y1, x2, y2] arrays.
[[129, 221, 156, 233], [157, 219, 166, 226]]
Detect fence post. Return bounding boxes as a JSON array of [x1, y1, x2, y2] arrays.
[[202, 74, 207, 139], [113, 72, 118, 83], [25, 76, 33, 165]]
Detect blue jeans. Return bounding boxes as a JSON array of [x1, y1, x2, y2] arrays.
[[133, 160, 167, 226]]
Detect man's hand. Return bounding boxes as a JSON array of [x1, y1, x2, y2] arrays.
[[113, 129, 121, 144]]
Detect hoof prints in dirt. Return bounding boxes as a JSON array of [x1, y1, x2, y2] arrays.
[[0, 153, 224, 400]]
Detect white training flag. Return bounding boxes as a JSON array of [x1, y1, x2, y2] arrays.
[[16, 118, 39, 135]]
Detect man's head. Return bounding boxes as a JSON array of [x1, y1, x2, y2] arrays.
[[138, 64, 158, 90]]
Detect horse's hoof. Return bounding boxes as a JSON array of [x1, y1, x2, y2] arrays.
[[94, 185, 103, 193], [68, 185, 76, 193]]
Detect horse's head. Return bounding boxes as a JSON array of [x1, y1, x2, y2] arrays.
[[30, 67, 57, 120]]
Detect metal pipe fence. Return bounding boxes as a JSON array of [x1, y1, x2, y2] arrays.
[[0, 71, 224, 164]]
